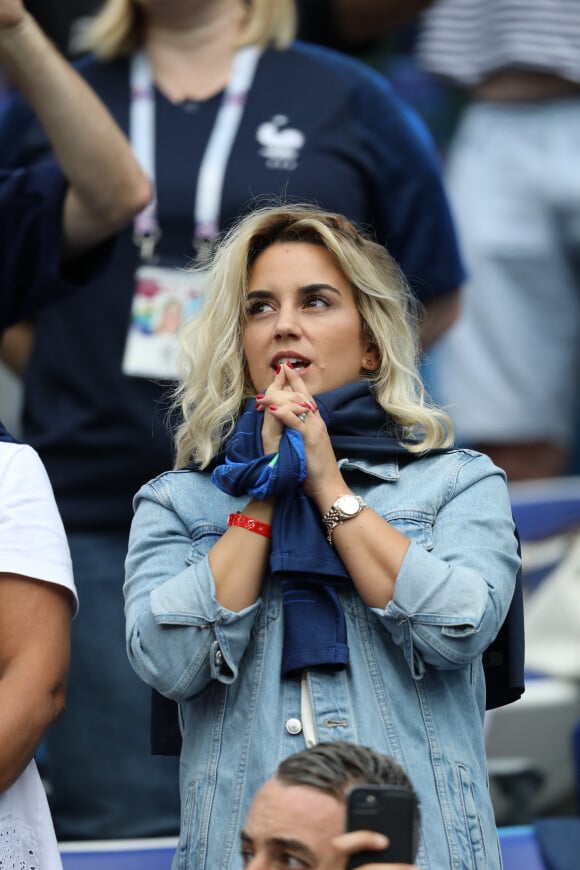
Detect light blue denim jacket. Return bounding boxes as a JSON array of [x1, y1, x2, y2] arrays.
[[124, 448, 520, 870]]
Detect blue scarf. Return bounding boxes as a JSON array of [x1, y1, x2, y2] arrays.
[[211, 381, 412, 674]]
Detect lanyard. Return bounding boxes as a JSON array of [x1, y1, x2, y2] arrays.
[[129, 45, 260, 261]]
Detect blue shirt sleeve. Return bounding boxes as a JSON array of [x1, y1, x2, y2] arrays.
[[0, 162, 67, 331], [349, 66, 466, 301], [0, 161, 113, 332]]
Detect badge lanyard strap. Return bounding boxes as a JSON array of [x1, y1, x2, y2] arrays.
[[130, 45, 261, 261]]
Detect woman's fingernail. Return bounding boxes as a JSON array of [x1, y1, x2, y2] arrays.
[[276, 365, 282, 374], [256, 393, 265, 399], [286, 361, 295, 369], [310, 402, 318, 412], [269, 404, 278, 411], [299, 402, 310, 409]]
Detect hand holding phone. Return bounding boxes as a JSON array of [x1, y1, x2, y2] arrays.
[[345, 783, 420, 868]]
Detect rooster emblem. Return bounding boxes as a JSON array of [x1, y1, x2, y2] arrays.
[[256, 114, 305, 170]]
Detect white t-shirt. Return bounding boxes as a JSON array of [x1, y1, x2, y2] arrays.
[[0, 442, 77, 609], [0, 441, 78, 869], [0, 761, 63, 869]]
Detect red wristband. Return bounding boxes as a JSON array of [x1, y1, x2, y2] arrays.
[[227, 512, 272, 539]]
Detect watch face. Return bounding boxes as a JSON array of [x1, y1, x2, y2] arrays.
[[337, 494, 360, 516]]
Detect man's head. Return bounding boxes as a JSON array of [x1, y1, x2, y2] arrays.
[[241, 742, 419, 869]]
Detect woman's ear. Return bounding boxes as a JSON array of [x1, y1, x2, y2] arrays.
[[361, 346, 380, 373]]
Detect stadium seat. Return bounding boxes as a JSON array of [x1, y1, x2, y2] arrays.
[[60, 838, 177, 869], [499, 825, 547, 870]]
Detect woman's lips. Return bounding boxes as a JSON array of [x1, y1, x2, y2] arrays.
[[271, 355, 311, 372]]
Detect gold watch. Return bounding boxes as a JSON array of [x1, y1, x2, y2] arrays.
[[321, 494, 368, 545]]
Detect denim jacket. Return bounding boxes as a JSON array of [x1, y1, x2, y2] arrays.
[[124, 448, 520, 869]]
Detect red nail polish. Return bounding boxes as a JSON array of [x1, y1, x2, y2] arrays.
[[256, 393, 265, 399], [269, 404, 278, 411], [286, 361, 295, 369], [276, 365, 281, 374]]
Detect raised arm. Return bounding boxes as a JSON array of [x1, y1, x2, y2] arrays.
[[0, 1, 151, 258]]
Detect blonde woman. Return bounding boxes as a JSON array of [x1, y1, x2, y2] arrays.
[[0, 0, 464, 839], [125, 204, 520, 869]]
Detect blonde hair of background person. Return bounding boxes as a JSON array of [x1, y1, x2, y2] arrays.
[[172, 203, 454, 470], [74, 0, 296, 58]]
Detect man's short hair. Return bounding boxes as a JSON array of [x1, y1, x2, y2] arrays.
[[276, 741, 416, 802]]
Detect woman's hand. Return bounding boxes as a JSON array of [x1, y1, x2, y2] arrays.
[[255, 364, 290, 455], [255, 363, 409, 609], [255, 363, 345, 502]]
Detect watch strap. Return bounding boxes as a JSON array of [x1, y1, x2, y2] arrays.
[[321, 495, 367, 545]]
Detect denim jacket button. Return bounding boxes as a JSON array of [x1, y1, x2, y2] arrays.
[[285, 717, 303, 735]]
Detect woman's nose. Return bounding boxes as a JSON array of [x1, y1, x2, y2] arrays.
[[274, 305, 301, 338]]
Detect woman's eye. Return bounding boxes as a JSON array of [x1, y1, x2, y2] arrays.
[[304, 294, 330, 309], [245, 299, 274, 316]]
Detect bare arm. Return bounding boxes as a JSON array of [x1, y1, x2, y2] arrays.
[[0, 1, 151, 258], [208, 496, 275, 612], [0, 574, 73, 792]]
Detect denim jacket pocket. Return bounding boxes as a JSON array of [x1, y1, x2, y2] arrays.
[[381, 511, 434, 550], [184, 522, 224, 564]]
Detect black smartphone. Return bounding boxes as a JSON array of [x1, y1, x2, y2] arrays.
[[345, 783, 420, 868]]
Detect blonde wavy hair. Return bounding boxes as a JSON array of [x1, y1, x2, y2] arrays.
[[172, 203, 454, 469], [74, 0, 296, 59]]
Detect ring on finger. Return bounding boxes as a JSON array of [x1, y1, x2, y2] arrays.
[[297, 412, 308, 423]]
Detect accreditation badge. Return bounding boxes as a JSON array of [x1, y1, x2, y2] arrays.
[[122, 264, 207, 380]]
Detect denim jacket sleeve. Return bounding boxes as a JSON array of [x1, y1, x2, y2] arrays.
[[124, 475, 261, 702], [376, 452, 520, 678]]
